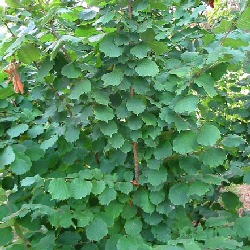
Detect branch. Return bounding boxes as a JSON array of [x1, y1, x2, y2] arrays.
[[5, 196, 29, 250], [4, 23, 15, 38], [132, 142, 140, 184], [37, 0, 72, 62], [49, 84, 73, 116], [128, 0, 133, 19]]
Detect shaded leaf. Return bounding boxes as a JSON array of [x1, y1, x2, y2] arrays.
[[169, 183, 189, 206], [0, 146, 15, 168], [86, 218, 108, 241], [200, 148, 227, 167], [99, 35, 124, 57], [7, 124, 28, 138], [135, 59, 159, 77], [101, 70, 124, 86], [12, 152, 32, 175], [173, 131, 197, 154], [48, 178, 71, 200], [126, 97, 146, 115], [61, 63, 81, 78], [69, 80, 91, 100], [70, 179, 92, 199], [125, 217, 142, 235], [197, 125, 221, 146], [95, 106, 114, 122], [174, 95, 199, 114]]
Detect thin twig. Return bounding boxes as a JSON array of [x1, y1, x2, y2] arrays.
[[49, 21, 72, 62], [128, 0, 133, 19], [5, 196, 29, 249], [4, 23, 15, 38], [49, 84, 73, 116], [132, 142, 140, 183], [37, 0, 72, 62], [128, 0, 140, 184]]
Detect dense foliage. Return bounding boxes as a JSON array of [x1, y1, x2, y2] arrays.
[[0, 0, 249, 249]]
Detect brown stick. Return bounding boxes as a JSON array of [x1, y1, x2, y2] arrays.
[[49, 84, 73, 116], [127, 0, 140, 184], [4, 23, 15, 38], [132, 142, 140, 183], [128, 0, 133, 19], [38, 0, 72, 62]]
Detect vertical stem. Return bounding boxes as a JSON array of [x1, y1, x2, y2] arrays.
[[6, 197, 29, 249], [132, 142, 140, 183], [128, 0, 140, 184]]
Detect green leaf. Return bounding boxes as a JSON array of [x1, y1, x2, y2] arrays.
[[200, 148, 227, 167], [12, 152, 32, 175], [235, 217, 250, 237], [108, 133, 125, 149], [0, 86, 14, 99], [79, 9, 97, 20], [70, 179, 92, 199], [222, 191, 240, 211], [214, 20, 232, 34], [150, 41, 169, 55], [75, 210, 93, 227], [147, 167, 168, 186], [115, 182, 133, 195], [135, 59, 159, 77], [126, 97, 146, 115], [37, 57, 55, 80], [7, 124, 28, 138], [143, 212, 163, 226], [169, 183, 189, 206], [61, 63, 81, 78], [26, 145, 45, 161], [141, 113, 157, 126], [92, 90, 110, 105], [99, 35, 124, 57], [98, 188, 117, 205], [151, 224, 171, 243], [21, 175, 43, 187], [69, 80, 91, 100], [134, 190, 154, 213], [130, 44, 151, 59], [0, 227, 14, 246], [58, 231, 81, 245], [221, 134, 246, 147], [127, 116, 143, 130], [94, 106, 114, 122], [174, 95, 199, 114], [194, 74, 217, 97], [100, 121, 118, 137], [40, 135, 58, 150], [18, 43, 40, 63], [92, 180, 106, 195], [28, 125, 44, 138], [188, 181, 210, 196], [154, 141, 172, 160], [197, 125, 221, 146], [48, 178, 71, 200], [0, 146, 15, 168], [101, 70, 124, 86], [65, 125, 80, 143], [237, 7, 250, 30], [170, 66, 191, 77], [223, 38, 248, 48], [86, 218, 108, 241], [121, 204, 137, 220], [117, 236, 137, 250], [173, 131, 197, 154], [125, 217, 143, 235]]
